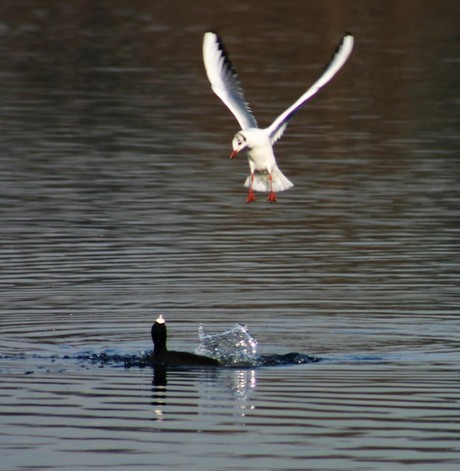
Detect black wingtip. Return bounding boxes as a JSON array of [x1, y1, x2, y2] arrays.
[[205, 30, 223, 44], [208, 32, 238, 74]]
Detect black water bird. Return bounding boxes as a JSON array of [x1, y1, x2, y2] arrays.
[[151, 315, 219, 367]]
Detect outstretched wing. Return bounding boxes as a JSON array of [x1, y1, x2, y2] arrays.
[[203, 32, 258, 130], [267, 33, 354, 144]]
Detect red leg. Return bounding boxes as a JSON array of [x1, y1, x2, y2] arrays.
[[267, 174, 277, 203], [246, 190, 256, 203], [246, 173, 256, 203]]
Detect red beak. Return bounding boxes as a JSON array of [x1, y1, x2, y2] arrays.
[[230, 149, 238, 159]]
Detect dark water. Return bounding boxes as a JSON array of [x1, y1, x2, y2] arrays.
[[1, 1, 459, 470]]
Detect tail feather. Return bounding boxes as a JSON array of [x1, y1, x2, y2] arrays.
[[244, 167, 294, 193]]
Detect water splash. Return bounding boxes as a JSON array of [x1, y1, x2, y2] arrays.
[[196, 324, 258, 366], [196, 323, 320, 367]]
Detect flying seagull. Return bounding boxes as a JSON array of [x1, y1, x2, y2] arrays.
[[203, 32, 354, 203]]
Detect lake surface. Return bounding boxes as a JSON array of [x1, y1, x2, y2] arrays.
[[1, 1, 459, 470]]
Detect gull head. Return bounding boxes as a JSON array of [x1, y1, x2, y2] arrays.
[[230, 132, 248, 159]]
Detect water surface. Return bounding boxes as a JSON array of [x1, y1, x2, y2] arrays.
[[1, 1, 459, 470]]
